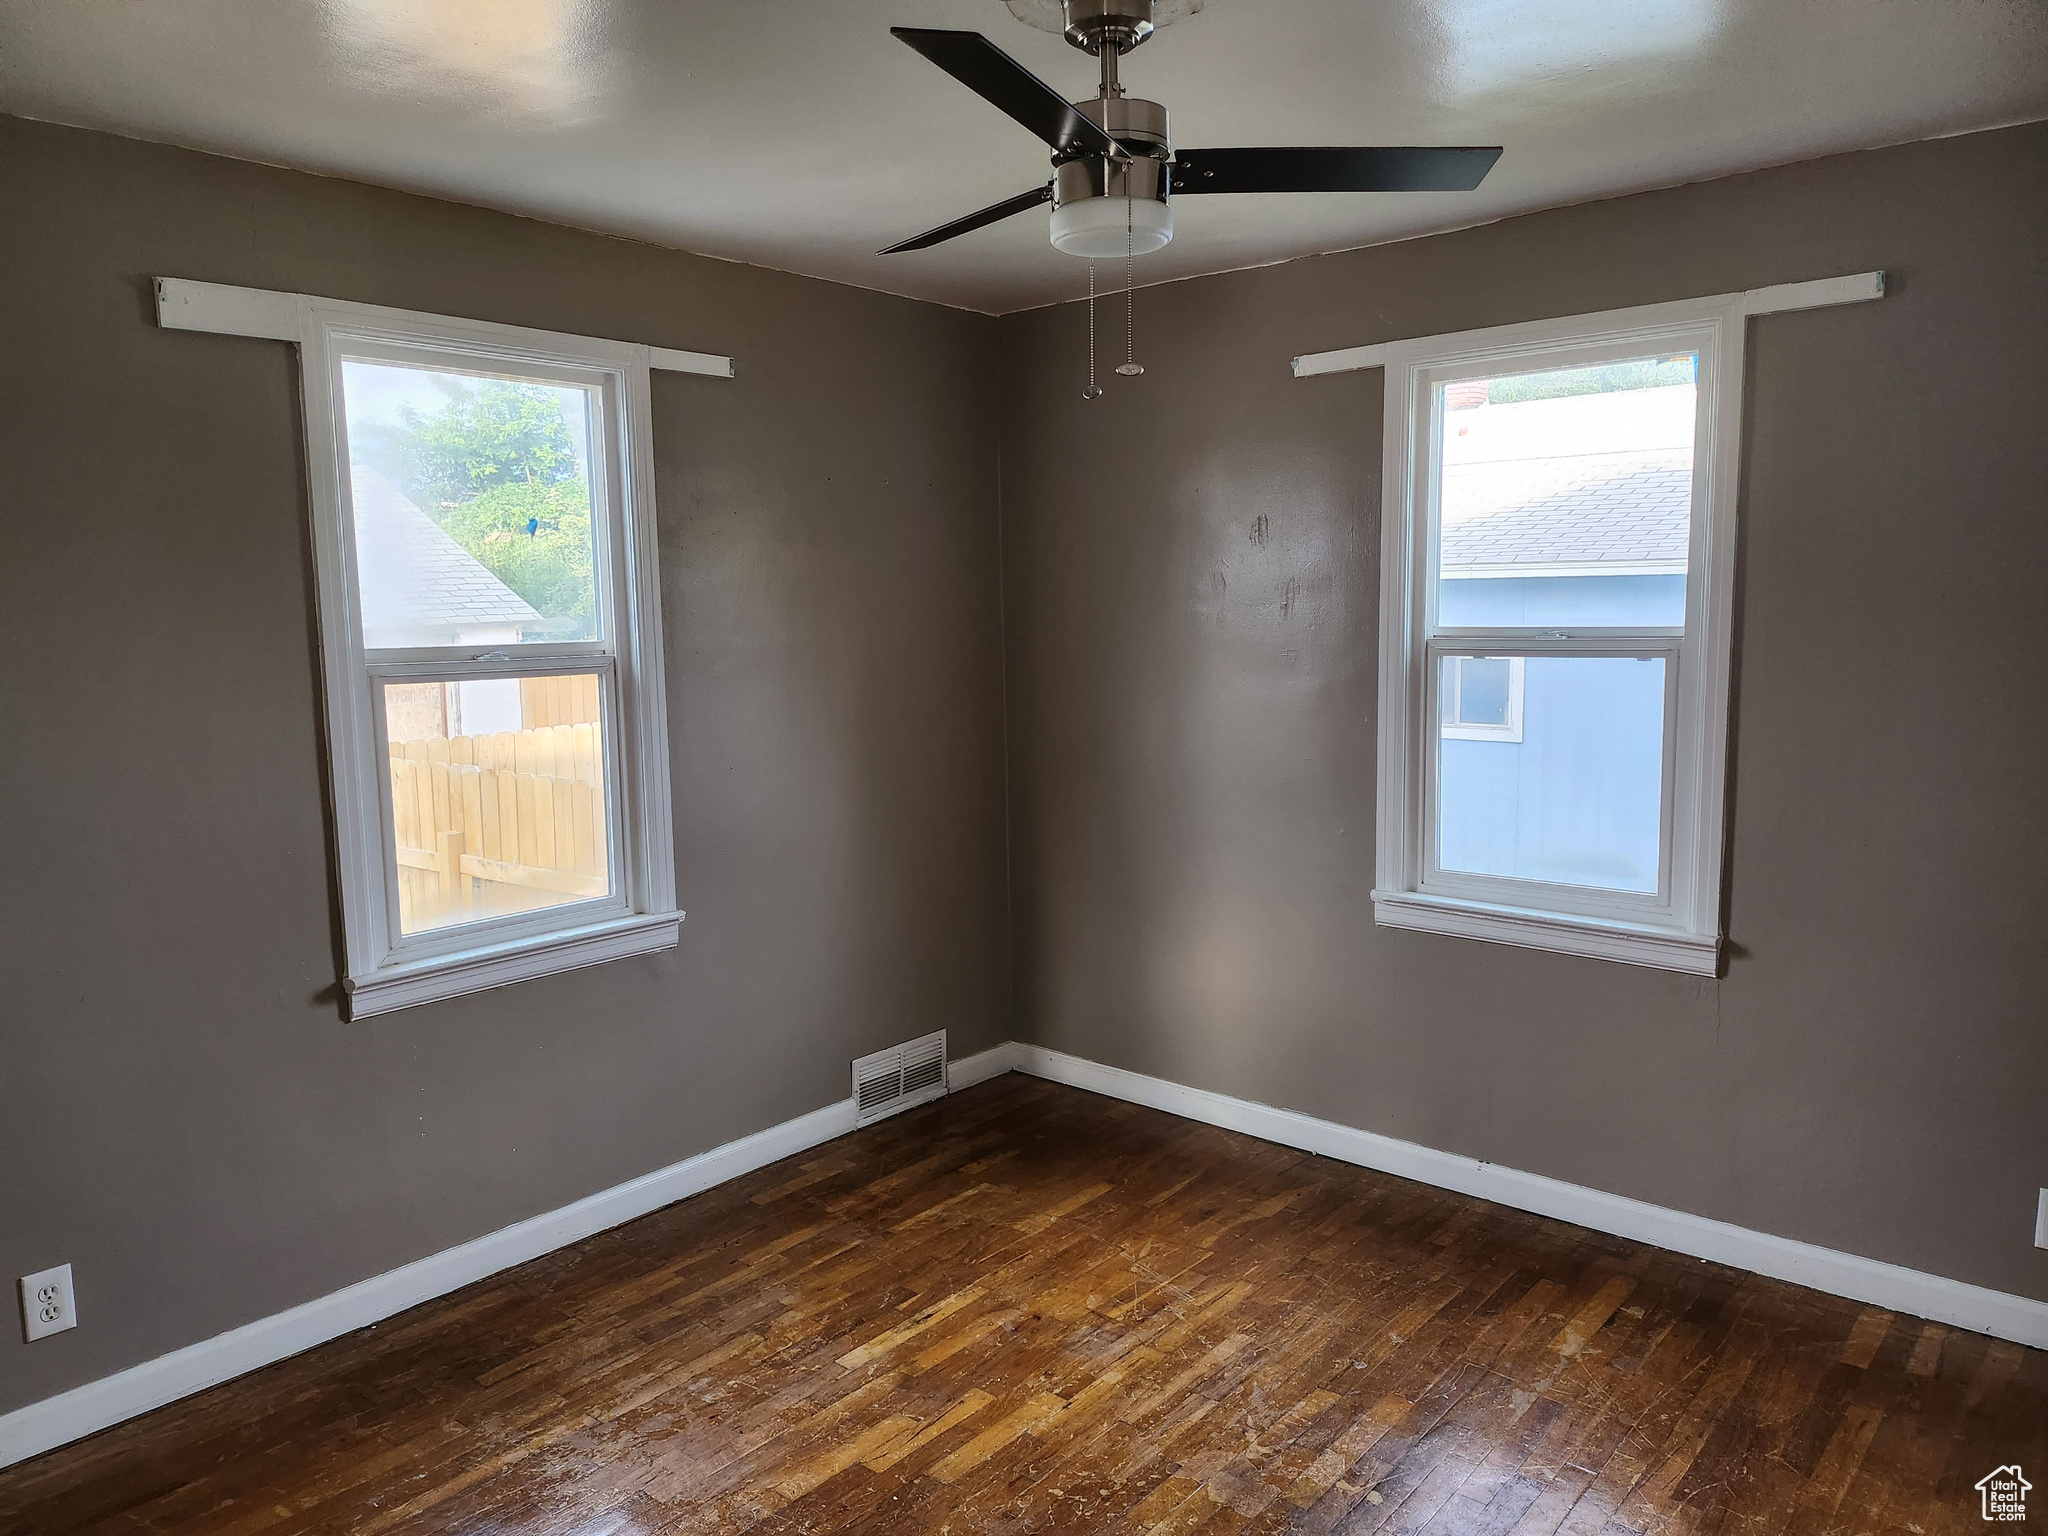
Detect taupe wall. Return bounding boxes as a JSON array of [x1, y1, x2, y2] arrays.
[[996, 123, 2048, 1301], [4, 108, 2045, 1424], [0, 116, 1011, 1413]]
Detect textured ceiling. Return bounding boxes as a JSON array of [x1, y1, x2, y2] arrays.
[[3, 0, 2045, 313]]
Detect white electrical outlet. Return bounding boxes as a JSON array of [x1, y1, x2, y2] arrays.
[[2036, 1189, 2048, 1250], [20, 1263, 77, 1342]]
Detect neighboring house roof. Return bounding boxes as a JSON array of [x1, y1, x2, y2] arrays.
[[349, 465, 540, 636], [1441, 446, 1693, 577]]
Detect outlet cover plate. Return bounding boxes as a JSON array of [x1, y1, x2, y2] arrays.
[[20, 1263, 77, 1342], [2037, 1189, 2048, 1250]]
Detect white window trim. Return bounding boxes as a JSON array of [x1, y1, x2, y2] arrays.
[[1290, 272, 1884, 378], [1295, 274, 1883, 971], [1372, 295, 1754, 975], [156, 279, 729, 1015]]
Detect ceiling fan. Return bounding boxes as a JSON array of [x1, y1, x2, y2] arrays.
[[881, 0, 1503, 259]]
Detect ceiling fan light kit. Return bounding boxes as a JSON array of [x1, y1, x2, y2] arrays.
[[1053, 95, 1172, 256]]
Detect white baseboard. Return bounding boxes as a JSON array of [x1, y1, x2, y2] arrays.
[[0, 1091, 865, 1471], [948, 1040, 1021, 1090], [0, 1041, 1024, 1472], [1009, 1044, 2048, 1352], [6, 1037, 2037, 1473]]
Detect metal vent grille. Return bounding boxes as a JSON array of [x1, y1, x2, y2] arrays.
[[852, 1030, 949, 1128]]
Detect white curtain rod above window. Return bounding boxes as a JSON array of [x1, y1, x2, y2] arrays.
[[1289, 271, 1884, 379], [153, 277, 736, 379]]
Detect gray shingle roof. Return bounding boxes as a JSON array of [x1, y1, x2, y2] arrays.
[[1441, 448, 1692, 574], [350, 466, 540, 639]]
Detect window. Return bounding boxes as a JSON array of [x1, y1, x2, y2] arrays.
[[299, 303, 678, 1016], [1439, 656, 1524, 742], [1373, 299, 1742, 972]]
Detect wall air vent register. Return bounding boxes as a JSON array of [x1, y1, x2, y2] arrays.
[[853, 1031, 950, 1127]]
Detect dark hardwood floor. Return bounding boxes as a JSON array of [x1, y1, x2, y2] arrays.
[[3, 1074, 2042, 1534]]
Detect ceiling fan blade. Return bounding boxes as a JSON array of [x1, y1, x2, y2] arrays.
[[1169, 146, 1504, 195], [879, 185, 1053, 254], [891, 28, 1126, 161]]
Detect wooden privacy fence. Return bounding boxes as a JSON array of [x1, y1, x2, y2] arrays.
[[388, 723, 609, 930], [521, 672, 602, 729]]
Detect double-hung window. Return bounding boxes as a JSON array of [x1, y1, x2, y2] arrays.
[[1373, 298, 1744, 972], [279, 298, 680, 1016]]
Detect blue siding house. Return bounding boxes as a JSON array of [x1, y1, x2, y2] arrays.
[[1434, 378, 1695, 894]]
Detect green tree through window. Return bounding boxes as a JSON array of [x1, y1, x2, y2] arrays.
[[1487, 355, 1696, 404], [356, 377, 597, 640]]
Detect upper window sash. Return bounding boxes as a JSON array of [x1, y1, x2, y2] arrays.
[[1414, 324, 1723, 642], [331, 338, 624, 661]]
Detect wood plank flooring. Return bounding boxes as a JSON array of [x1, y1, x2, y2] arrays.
[[3, 1074, 2042, 1534]]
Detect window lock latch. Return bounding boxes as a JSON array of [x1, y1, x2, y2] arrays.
[[473, 650, 511, 661]]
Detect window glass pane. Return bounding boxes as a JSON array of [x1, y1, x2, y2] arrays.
[[1438, 356, 1694, 629], [384, 672, 611, 935], [343, 360, 600, 649], [1438, 656, 1665, 893]]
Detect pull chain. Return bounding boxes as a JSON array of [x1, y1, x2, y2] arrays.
[[1116, 194, 1144, 377], [1082, 263, 1103, 400]]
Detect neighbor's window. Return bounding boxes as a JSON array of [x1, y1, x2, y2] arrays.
[[1374, 303, 1741, 972], [299, 311, 676, 1016], [1439, 655, 1524, 742]]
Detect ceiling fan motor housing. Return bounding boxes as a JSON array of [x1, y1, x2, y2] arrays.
[[1062, 0, 1157, 54], [1052, 93, 1173, 256]]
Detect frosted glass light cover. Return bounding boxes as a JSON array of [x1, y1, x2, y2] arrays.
[[1051, 197, 1172, 257]]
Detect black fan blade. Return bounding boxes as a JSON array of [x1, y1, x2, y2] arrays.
[[880, 185, 1053, 254], [1170, 146, 1503, 195], [891, 28, 1126, 160]]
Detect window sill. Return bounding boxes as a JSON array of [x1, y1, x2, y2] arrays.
[[1371, 889, 1719, 975], [344, 911, 683, 1019]]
